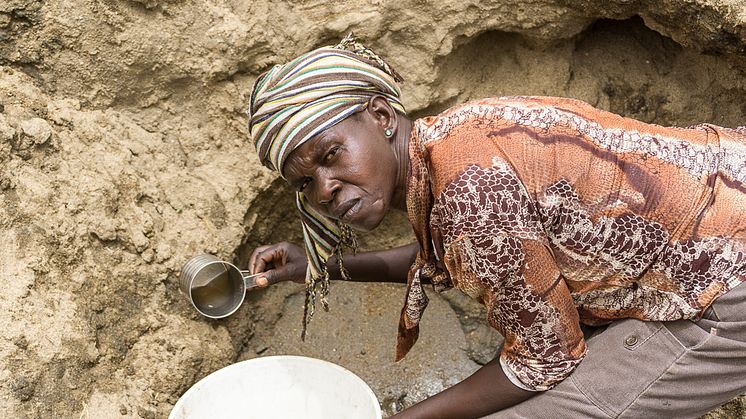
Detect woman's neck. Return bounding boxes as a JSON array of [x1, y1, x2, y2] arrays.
[[391, 116, 413, 212]]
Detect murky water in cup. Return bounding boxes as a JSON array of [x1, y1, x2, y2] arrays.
[[179, 254, 260, 318]]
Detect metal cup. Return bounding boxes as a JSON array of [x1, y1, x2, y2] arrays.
[[179, 254, 261, 319]]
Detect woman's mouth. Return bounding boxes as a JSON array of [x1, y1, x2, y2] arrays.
[[338, 198, 361, 222]]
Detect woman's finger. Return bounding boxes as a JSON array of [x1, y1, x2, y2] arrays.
[[253, 246, 290, 275], [255, 258, 306, 287], [252, 250, 273, 275], [251, 249, 275, 274], [255, 267, 284, 287], [248, 244, 273, 274], [254, 273, 271, 288]]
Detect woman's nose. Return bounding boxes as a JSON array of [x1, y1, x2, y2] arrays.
[[316, 175, 340, 206]]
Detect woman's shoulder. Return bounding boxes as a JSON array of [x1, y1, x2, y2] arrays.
[[413, 96, 595, 143], [419, 96, 593, 121]]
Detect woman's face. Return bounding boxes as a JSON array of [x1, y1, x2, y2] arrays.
[[283, 108, 400, 232]]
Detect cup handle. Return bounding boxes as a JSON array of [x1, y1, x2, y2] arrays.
[[239, 271, 263, 289]]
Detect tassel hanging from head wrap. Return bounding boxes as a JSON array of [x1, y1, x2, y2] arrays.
[[300, 223, 358, 340]]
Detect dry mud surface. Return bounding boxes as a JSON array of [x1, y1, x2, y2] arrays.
[[1, 1, 746, 417]]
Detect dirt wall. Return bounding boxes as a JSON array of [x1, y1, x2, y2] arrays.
[[1, 1, 745, 417]]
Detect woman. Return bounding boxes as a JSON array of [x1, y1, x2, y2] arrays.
[[247, 36, 746, 418]]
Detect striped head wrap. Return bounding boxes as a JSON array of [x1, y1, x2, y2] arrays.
[[247, 35, 406, 338]]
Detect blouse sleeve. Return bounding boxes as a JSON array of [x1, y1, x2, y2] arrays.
[[434, 159, 587, 391]]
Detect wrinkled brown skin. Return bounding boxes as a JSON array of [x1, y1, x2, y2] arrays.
[[248, 97, 534, 418]]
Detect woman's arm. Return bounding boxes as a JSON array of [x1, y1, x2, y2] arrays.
[[391, 356, 534, 418], [327, 242, 419, 283], [248, 241, 419, 286]]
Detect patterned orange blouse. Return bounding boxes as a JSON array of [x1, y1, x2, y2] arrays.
[[396, 96, 746, 391]]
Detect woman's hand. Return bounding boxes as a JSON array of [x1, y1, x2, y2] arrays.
[[248, 242, 307, 287]]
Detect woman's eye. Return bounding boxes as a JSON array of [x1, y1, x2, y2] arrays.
[[324, 146, 340, 162]]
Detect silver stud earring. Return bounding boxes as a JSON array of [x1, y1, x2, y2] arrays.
[[384, 128, 394, 138]]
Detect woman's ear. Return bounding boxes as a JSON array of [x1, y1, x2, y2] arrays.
[[366, 95, 397, 137]]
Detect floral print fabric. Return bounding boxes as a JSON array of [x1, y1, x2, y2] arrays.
[[397, 96, 746, 391]]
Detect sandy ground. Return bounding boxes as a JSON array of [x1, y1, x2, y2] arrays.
[[1, 1, 745, 417]]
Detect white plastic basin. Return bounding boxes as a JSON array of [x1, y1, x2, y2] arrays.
[[169, 355, 382, 419]]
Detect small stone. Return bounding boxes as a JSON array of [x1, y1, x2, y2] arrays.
[[155, 243, 172, 262], [62, 369, 78, 389], [131, 229, 150, 253], [47, 99, 80, 125], [142, 218, 154, 237], [10, 376, 35, 401], [137, 407, 156, 419], [84, 341, 100, 363], [141, 248, 155, 263], [13, 335, 28, 350], [89, 223, 118, 242], [20, 118, 52, 145], [0, 116, 16, 142], [119, 405, 128, 415]]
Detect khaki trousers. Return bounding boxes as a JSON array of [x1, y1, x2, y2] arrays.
[[489, 281, 746, 418]]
